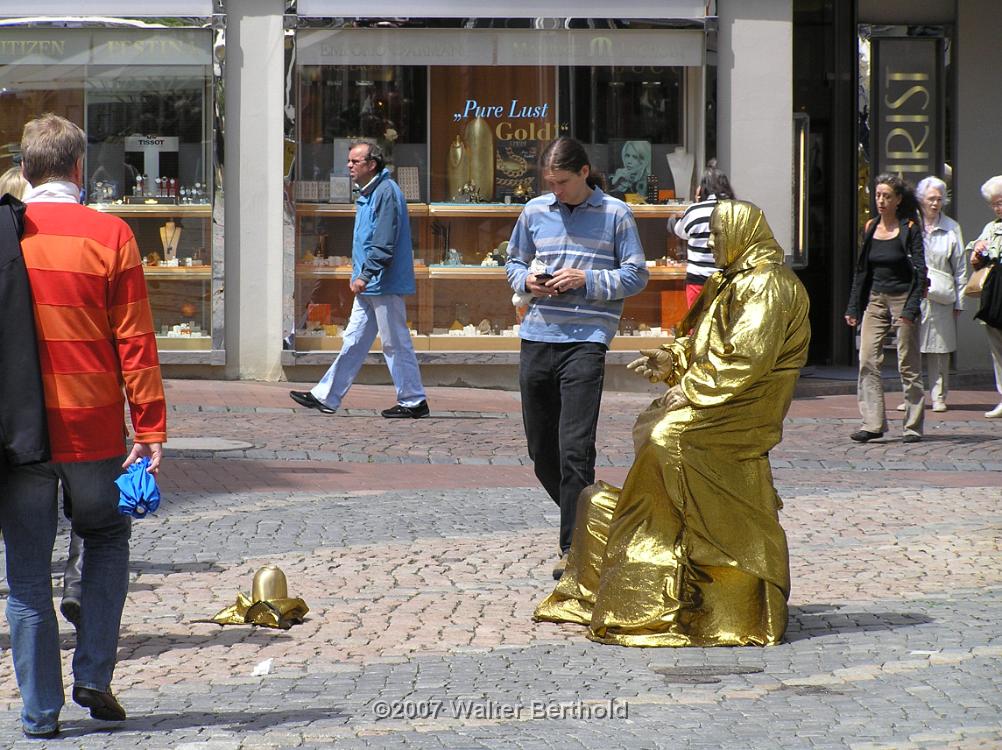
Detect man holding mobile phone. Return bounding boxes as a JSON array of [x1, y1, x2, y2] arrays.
[[506, 137, 648, 580]]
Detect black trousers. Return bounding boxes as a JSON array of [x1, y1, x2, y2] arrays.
[[519, 340, 607, 553]]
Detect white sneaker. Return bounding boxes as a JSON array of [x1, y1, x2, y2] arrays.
[[932, 402, 947, 413], [986, 403, 1002, 419], [895, 402, 906, 411]]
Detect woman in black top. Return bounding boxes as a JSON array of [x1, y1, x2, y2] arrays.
[[844, 174, 926, 443]]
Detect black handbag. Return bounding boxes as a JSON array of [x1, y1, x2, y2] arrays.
[[974, 263, 1002, 329]]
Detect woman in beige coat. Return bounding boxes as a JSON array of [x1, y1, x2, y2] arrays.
[[914, 176, 966, 412]]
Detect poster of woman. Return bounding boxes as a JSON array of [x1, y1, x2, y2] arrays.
[[608, 140, 651, 197]]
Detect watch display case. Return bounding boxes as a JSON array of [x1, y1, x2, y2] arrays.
[[286, 25, 703, 358]]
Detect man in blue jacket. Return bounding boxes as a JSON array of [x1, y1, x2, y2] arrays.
[[290, 140, 429, 418]]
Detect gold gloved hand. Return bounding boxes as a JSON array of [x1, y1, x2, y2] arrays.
[[662, 385, 691, 411], [627, 347, 675, 383]]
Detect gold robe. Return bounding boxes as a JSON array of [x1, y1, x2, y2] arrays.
[[535, 200, 811, 647]]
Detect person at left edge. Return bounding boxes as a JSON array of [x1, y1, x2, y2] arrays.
[[0, 113, 166, 738], [290, 140, 429, 419], [0, 165, 84, 631], [506, 136, 649, 581]]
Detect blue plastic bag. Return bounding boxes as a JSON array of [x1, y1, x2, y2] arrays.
[[115, 456, 161, 518]]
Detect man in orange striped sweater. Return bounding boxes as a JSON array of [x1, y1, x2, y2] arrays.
[[0, 114, 166, 739]]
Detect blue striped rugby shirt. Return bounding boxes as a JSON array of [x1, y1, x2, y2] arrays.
[[505, 186, 649, 346]]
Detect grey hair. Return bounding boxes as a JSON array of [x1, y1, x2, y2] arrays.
[[916, 175, 949, 205], [981, 175, 1002, 202], [349, 139, 385, 171]]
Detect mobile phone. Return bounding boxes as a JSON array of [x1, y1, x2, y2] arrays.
[[533, 273, 554, 283]]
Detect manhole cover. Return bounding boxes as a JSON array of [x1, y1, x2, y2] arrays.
[[652, 665, 763, 684], [168, 437, 253, 451], [780, 684, 843, 695]]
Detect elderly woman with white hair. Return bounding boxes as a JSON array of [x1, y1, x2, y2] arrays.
[[968, 175, 1002, 418], [908, 176, 966, 412]]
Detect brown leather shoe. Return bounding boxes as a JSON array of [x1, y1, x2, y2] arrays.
[[72, 686, 126, 721]]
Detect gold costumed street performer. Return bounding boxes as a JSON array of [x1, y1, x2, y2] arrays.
[[534, 200, 811, 647]]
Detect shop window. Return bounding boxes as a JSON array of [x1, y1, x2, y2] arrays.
[[0, 27, 220, 358], [288, 25, 703, 354]]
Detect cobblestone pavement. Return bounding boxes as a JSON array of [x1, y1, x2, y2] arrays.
[[1, 380, 1000, 749]]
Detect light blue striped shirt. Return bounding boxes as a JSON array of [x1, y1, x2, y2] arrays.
[[506, 187, 649, 345]]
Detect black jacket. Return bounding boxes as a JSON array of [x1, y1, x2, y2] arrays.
[[845, 218, 926, 323], [0, 194, 50, 474]]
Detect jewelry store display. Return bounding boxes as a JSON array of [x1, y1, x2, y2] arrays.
[[465, 117, 494, 203], [667, 147, 695, 202], [159, 220, 182, 263], [446, 134, 470, 201]]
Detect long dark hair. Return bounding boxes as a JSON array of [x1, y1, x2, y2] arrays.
[[540, 137, 604, 190], [874, 172, 921, 224], [698, 159, 735, 200]]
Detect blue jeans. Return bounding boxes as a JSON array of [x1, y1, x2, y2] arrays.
[[519, 340, 607, 553], [311, 294, 426, 409], [0, 456, 131, 734]]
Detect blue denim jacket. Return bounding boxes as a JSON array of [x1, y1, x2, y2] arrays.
[[352, 169, 415, 296]]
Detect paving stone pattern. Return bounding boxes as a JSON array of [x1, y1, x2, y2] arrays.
[[0, 380, 1000, 749]]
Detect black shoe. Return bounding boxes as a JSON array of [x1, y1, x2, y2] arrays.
[[23, 725, 59, 739], [381, 400, 430, 419], [849, 430, 883, 443], [72, 686, 126, 722], [60, 597, 81, 627], [902, 434, 922, 443], [552, 553, 568, 581], [289, 390, 336, 414]]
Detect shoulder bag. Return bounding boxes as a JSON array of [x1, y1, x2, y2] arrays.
[[964, 265, 992, 298], [926, 267, 956, 305]]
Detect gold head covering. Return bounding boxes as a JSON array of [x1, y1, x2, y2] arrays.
[[711, 199, 785, 272], [680, 199, 785, 333]]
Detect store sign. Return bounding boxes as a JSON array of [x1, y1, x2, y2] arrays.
[[0, 31, 90, 64], [299, 28, 703, 67], [452, 99, 555, 141], [91, 30, 211, 65], [871, 37, 942, 177], [497, 30, 703, 67], [0, 28, 211, 65], [298, 0, 708, 18], [300, 29, 490, 66]]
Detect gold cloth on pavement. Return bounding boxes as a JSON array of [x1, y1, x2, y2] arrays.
[[204, 592, 309, 630], [534, 200, 811, 647]]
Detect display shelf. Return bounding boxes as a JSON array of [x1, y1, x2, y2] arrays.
[[142, 266, 211, 279], [91, 203, 212, 218], [291, 332, 672, 354], [294, 201, 689, 219], [155, 335, 212, 350], [424, 202, 689, 219], [295, 264, 431, 279], [423, 265, 684, 279], [290, 198, 690, 355], [295, 203, 429, 218], [427, 203, 526, 218], [428, 265, 505, 279], [649, 265, 687, 279], [626, 203, 690, 218]]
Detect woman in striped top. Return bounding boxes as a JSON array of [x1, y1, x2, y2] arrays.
[[671, 160, 736, 307]]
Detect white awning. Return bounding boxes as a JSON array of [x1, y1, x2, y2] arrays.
[[0, 2, 213, 18], [298, 27, 705, 67], [297, 0, 709, 19]]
